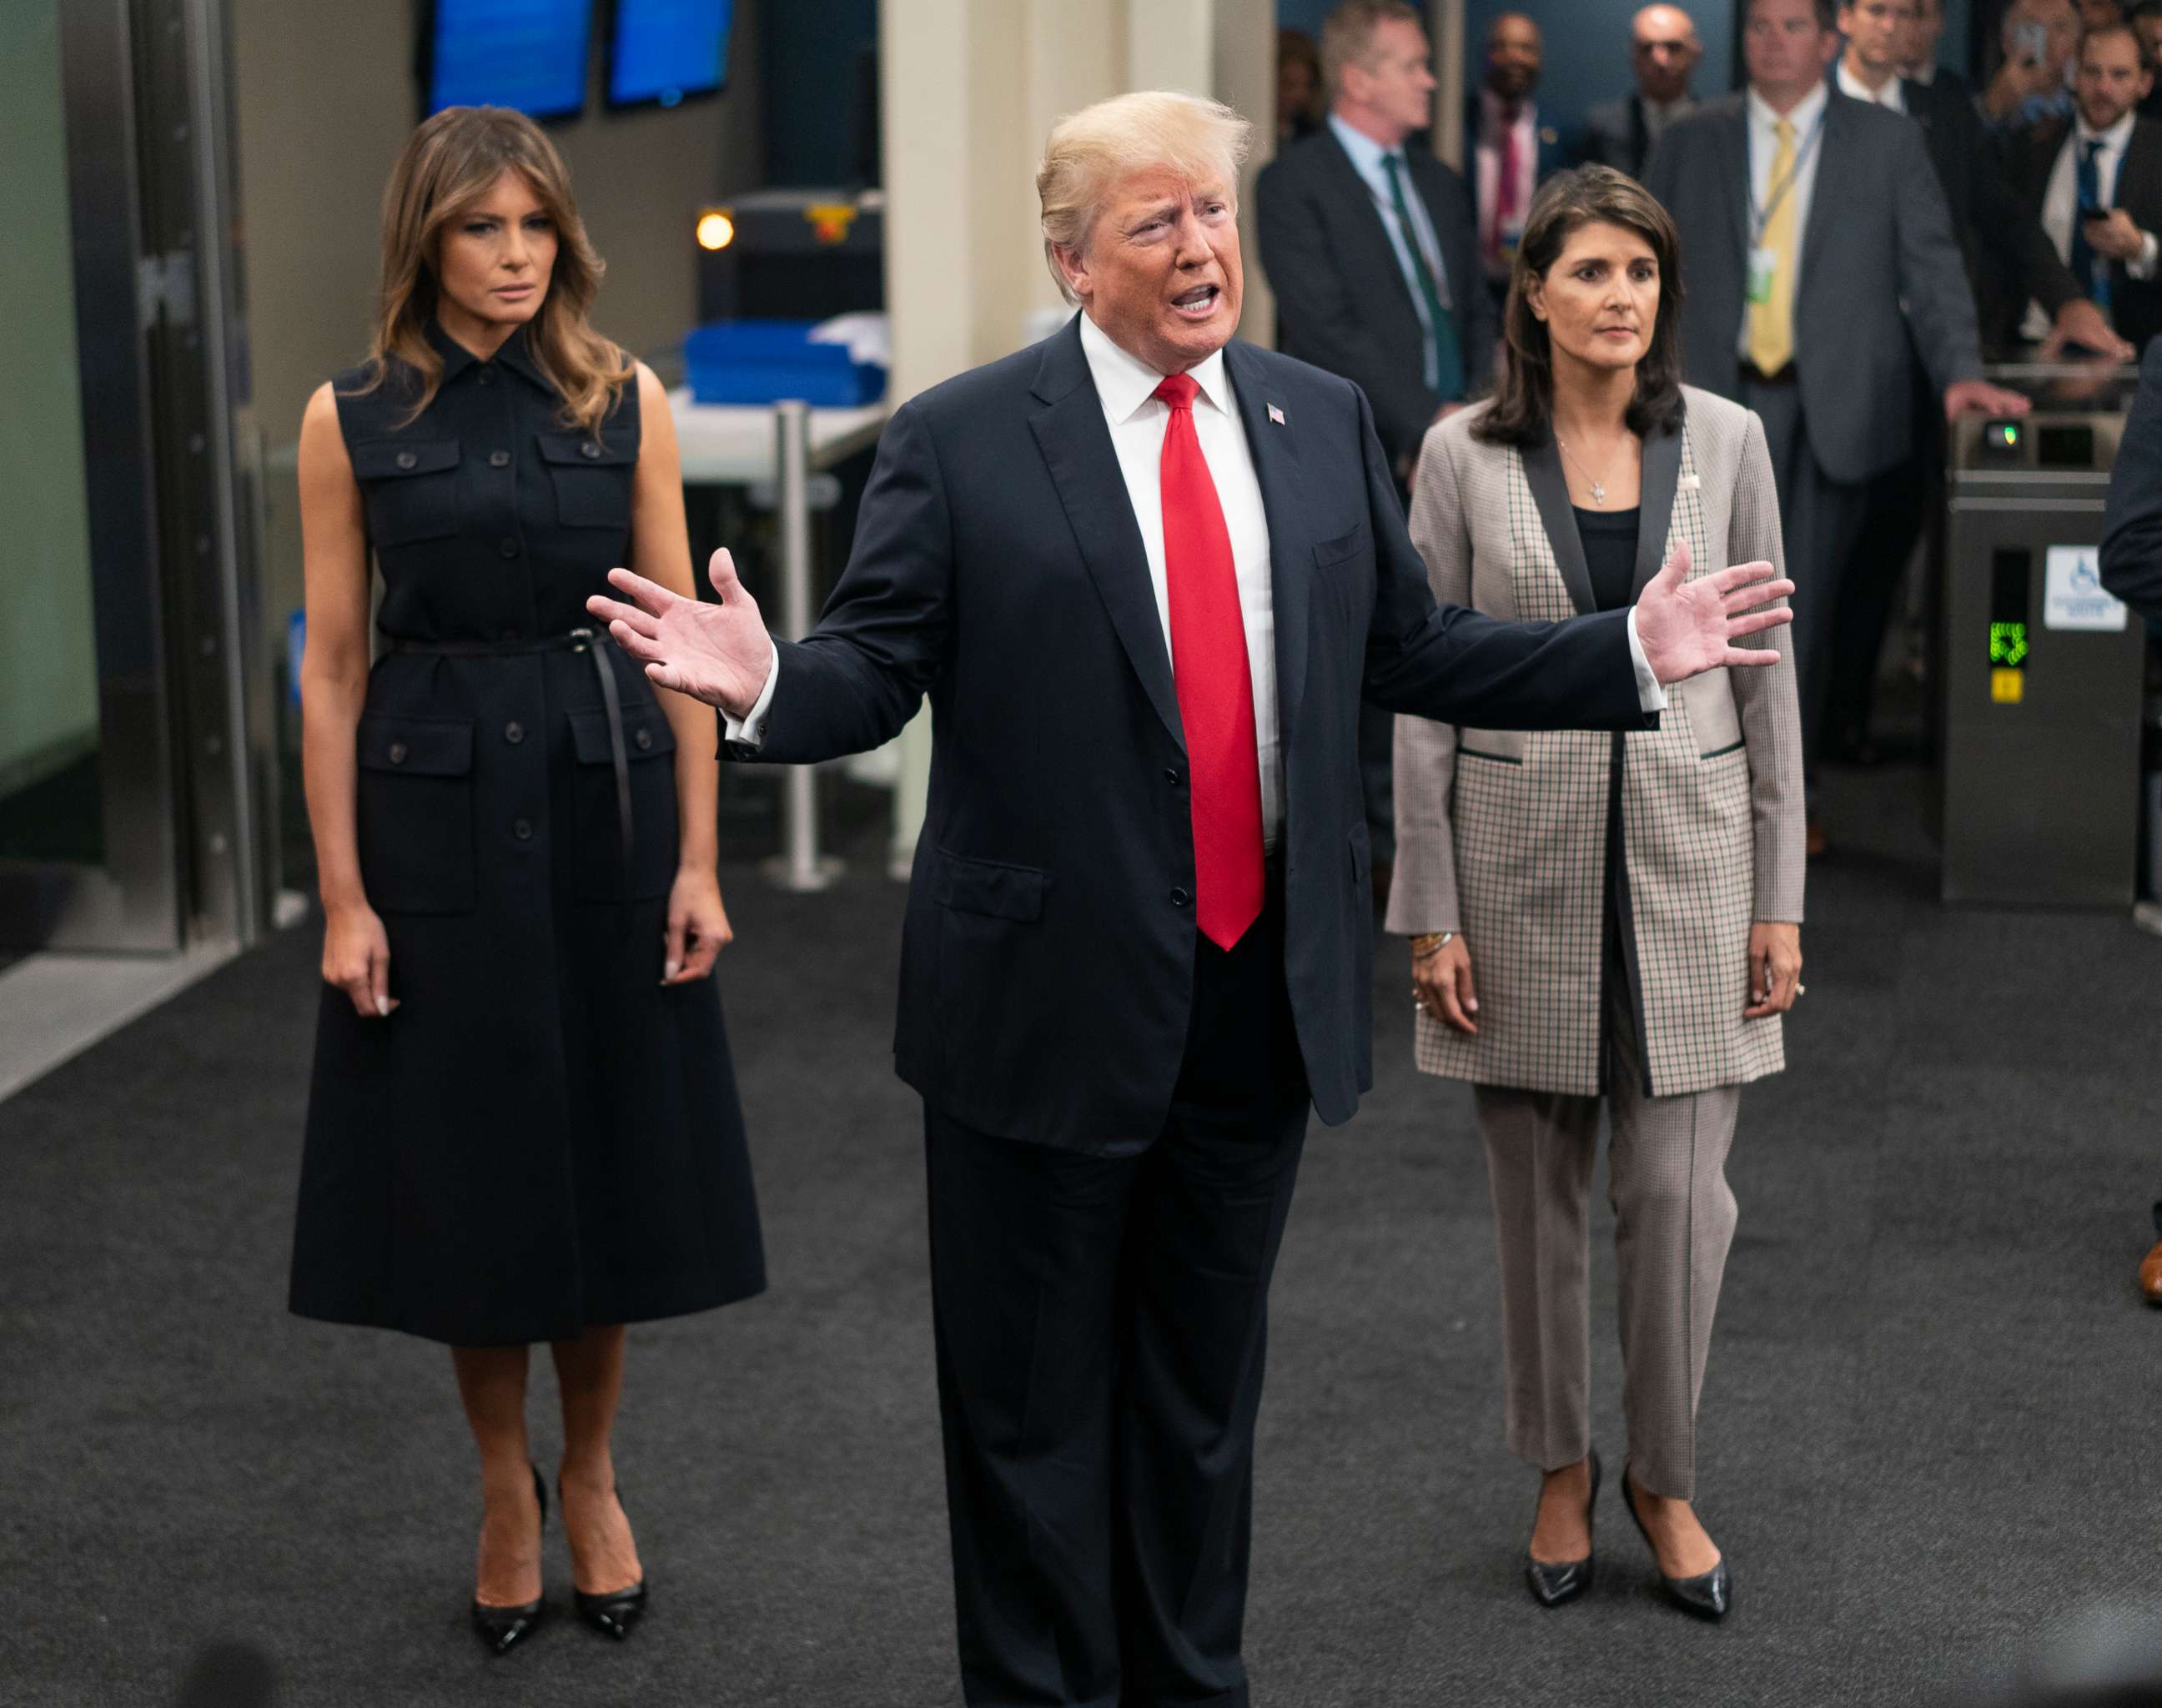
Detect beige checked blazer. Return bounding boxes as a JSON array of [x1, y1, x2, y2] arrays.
[[1385, 387, 1805, 1098]]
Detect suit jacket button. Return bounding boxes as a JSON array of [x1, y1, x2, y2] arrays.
[[1164, 766, 1182, 786], [1169, 887, 1190, 908]]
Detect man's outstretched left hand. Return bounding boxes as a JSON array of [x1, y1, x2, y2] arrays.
[[1633, 542, 1794, 686]]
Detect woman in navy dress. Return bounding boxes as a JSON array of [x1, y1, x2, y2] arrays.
[[289, 106, 764, 1655]]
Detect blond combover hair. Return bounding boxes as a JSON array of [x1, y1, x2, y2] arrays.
[[351, 106, 631, 435], [1037, 91, 1254, 306]]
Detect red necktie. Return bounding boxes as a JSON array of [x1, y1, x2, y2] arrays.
[[1154, 373, 1264, 952], [1491, 105, 1522, 269]]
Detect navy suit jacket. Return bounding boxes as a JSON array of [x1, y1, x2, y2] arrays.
[[736, 317, 1651, 1151], [2100, 340, 2162, 622], [1257, 128, 1497, 472]]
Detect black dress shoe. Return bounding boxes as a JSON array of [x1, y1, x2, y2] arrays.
[[1525, 1449, 1601, 1607], [470, 1465, 548, 1657], [1621, 1465, 1732, 1621], [560, 1478, 648, 1641]]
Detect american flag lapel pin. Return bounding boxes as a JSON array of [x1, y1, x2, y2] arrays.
[[1268, 403, 1286, 426]]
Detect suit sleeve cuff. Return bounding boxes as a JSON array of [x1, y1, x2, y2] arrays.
[[722, 640, 781, 748], [1625, 606, 1668, 713]]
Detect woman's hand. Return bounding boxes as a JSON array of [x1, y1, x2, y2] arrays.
[[323, 903, 397, 1018], [1743, 922, 1802, 1019], [662, 865, 734, 984], [1412, 935, 1480, 1035]]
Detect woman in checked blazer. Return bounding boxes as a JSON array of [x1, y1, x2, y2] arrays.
[[1388, 167, 1804, 1620]]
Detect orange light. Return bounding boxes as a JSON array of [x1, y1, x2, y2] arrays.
[[696, 211, 735, 251]]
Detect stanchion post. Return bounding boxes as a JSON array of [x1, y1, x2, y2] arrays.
[[763, 399, 842, 892]]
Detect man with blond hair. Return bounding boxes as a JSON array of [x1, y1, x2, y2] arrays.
[[592, 90, 1792, 1706]]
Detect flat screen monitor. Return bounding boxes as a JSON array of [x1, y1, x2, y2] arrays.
[[606, 0, 733, 109], [425, 0, 595, 121]]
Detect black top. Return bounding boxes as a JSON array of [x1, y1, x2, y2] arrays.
[[1572, 505, 1642, 614]]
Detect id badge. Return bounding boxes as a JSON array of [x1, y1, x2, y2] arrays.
[[1747, 245, 1778, 306]]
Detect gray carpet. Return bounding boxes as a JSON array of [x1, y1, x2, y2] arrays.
[[3, 762, 2159, 1708]]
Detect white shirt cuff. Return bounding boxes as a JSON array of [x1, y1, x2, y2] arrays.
[[722, 639, 781, 748], [1625, 606, 1668, 714], [2131, 230, 2159, 282]]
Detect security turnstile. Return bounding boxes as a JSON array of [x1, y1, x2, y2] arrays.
[[1942, 365, 2149, 907]]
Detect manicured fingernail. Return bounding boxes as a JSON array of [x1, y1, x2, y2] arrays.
[[1466, 998, 1479, 1012], [664, 961, 681, 981], [375, 996, 390, 1017]]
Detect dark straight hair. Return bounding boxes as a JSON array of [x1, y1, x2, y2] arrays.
[[1473, 164, 1689, 450]]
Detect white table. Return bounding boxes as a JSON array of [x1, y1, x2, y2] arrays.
[[667, 389, 888, 485]]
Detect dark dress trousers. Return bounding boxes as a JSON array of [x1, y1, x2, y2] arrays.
[[289, 324, 766, 1346], [1832, 73, 2084, 753], [735, 314, 1651, 1705], [1999, 113, 2162, 357], [1256, 129, 1496, 475], [1644, 88, 1982, 773]]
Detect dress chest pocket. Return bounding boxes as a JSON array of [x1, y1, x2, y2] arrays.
[[350, 439, 461, 547], [538, 432, 636, 530], [354, 715, 475, 913]]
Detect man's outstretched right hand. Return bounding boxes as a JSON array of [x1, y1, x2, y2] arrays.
[[586, 548, 774, 719]]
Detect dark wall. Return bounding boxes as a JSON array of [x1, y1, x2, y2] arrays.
[[759, 0, 878, 188]]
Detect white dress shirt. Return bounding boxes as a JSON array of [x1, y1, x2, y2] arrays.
[[728, 314, 1668, 781], [1737, 80, 1830, 357], [1475, 90, 1541, 270], [1835, 59, 1906, 112], [2025, 108, 2160, 337], [1328, 112, 1456, 391]]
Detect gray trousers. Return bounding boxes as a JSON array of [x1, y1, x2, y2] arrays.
[[1472, 981, 1741, 1499]]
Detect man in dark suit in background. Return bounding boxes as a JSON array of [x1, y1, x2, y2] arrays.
[[1645, 0, 2028, 852], [2002, 21, 2162, 356], [1578, 4, 1703, 178], [1466, 11, 1564, 299], [1823, 0, 2123, 763], [1259, 0, 1498, 902], [2098, 337, 2162, 1305], [591, 88, 1792, 1708], [2135, 1, 2162, 118], [1899, 0, 1965, 93]]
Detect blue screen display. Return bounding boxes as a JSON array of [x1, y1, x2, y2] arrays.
[[608, 0, 733, 107], [429, 0, 595, 119]]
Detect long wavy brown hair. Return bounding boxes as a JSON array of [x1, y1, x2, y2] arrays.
[[1474, 165, 1687, 450], [349, 106, 630, 435]]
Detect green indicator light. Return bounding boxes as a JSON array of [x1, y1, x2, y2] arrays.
[[1989, 621, 2029, 666], [2001, 424, 2020, 446]]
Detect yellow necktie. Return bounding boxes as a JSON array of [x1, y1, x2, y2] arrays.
[[1748, 118, 1797, 375]]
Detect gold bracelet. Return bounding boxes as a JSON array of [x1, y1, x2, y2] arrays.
[[1410, 931, 1456, 959]]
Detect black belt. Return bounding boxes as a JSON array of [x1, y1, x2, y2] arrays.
[[385, 627, 635, 888]]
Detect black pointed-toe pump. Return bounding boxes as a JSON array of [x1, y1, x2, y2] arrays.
[[1525, 1448, 1601, 1608], [1621, 1464, 1732, 1621], [560, 1478, 648, 1641], [470, 1465, 549, 1656]]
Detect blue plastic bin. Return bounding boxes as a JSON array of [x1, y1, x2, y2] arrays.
[[684, 319, 885, 408]]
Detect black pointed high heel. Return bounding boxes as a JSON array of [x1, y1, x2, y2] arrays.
[[470, 1465, 548, 1656], [1525, 1448, 1601, 1607], [560, 1477, 648, 1641], [1621, 1464, 1732, 1620]]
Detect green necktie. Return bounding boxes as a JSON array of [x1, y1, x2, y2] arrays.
[[1382, 152, 1464, 401]]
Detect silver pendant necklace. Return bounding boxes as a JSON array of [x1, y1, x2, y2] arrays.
[[1556, 435, 1625, 507]]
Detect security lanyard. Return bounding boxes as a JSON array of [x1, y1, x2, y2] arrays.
[[1747, 108, 1828, 247]]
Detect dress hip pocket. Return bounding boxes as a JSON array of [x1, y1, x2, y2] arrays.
[[355, 715, 476, 914], [568, 702, 678, 901]]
